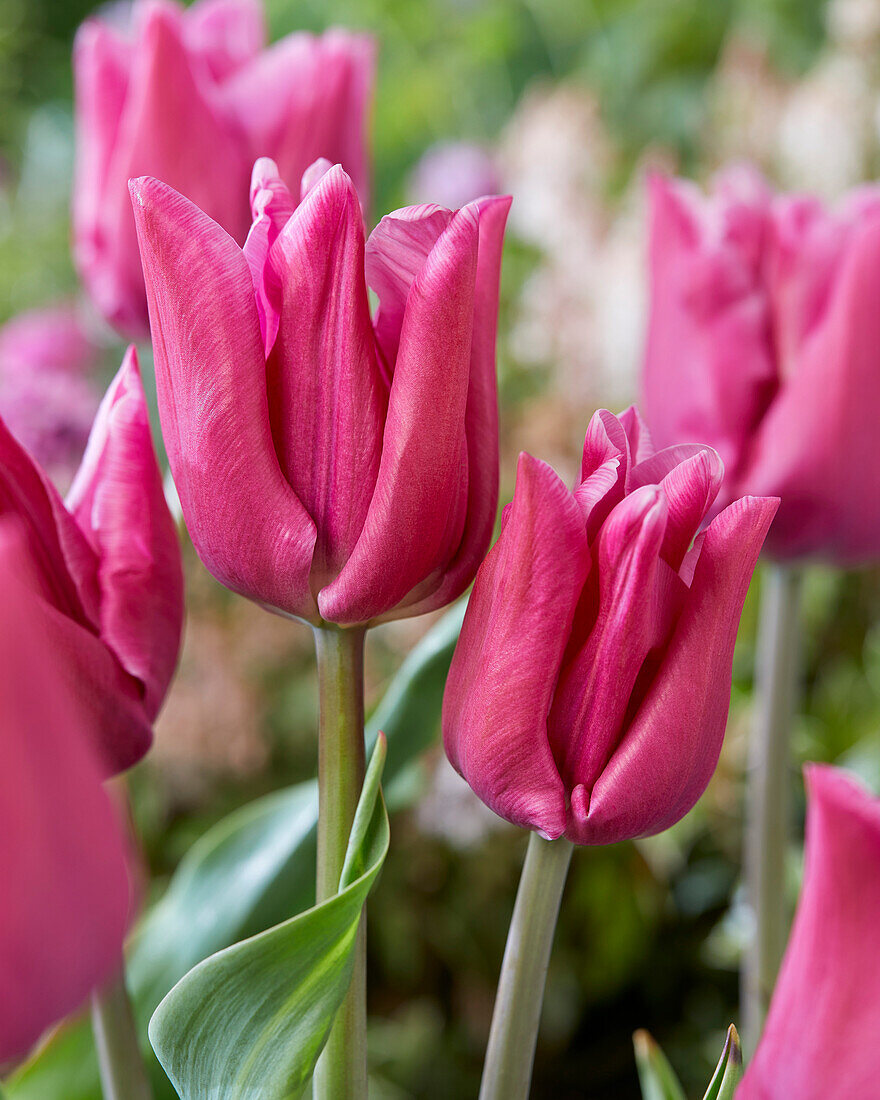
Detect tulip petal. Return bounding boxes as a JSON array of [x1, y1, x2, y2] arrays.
[[738, 765, 880, 1100], [743, 217, 880, 562], [443, 455, 589, 837], [0, 416, 100, 629], [619, 405, 654, 464], [631, 446, 724, 571], [319, 204, 481, 624], [66, 348, 183, 720], [221, 31, 375, 209], [366, 203, 454, 377], [570, 494, 777, 844], [0, 526, 132, 1062], [548, 486, 670, 794], [184, 0, 265, 82], [130, 175, 318, 620], [398, 194, 511, 619], [243, 157, 296, 355], [267, 165, 385, 588]]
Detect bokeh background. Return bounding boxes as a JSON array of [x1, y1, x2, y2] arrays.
[[4, 0, 880, 1096]]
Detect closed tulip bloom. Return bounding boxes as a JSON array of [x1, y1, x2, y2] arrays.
[[74, 0, 373, 335], [644, 166, 880, 563], [443, 408, 777, 844], [738, 766, 880, 1098], [130, 158, 510, 627], [0, 346, 183, 773], [0, 525, 132, 1062]]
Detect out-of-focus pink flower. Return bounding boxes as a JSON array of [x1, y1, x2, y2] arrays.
[[73, 0, 374, 335], [408, 141, 501, 210], [0, 304, 103, 489], [130, 158, 510, 627], [443, 408, 777, 844], [0, 524, 132, 1063], [0, 346, 184, 774], [738, 765, 880, 1098], [644, 166, 880, 563]]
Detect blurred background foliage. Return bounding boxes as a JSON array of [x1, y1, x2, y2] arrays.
[[7, 0, 880, 1097]]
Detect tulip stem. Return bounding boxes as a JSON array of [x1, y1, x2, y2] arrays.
[[92, 968, 152, 1100], [741, 563, 803, 1052], [479, 830, 574, 1100], [312, 625, 368, 1100]]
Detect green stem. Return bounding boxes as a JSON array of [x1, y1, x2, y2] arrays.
[[741, 564, 803, 1052], [91, 969, 152, 1100], [479, 831, 574, 1100], [312, 625, 368, 1100]]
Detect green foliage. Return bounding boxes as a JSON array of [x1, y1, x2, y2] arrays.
[[149, 736, 389, 1099], [702, 1026, 743, 1100], [635, 1026, 742, 1100]]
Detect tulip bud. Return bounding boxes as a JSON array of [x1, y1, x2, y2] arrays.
[[0, 346, 184, 773], [0, 524, 132, 1062], [443, 408, 777, 844], [130, 159, 510, 628], [738, 765, 880, 1099], [73, 0, 374, 335], [644, 166, 880, 564]]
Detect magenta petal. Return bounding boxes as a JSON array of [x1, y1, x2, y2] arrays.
[[443, 455, 589, 837], [548, 486, 669, 793], [366, 203, 454, 376], [399, 194, 511, 619], [571, 494, 778, 845], [184, 0, 266, 81], [66, 348, 183, 720], [243, 157, 296, 355], [130, 175, 318, 620], [743, 217, 880, 562], [0, 527, 131, 1062], [222, 31, 374, 209], [618, 405, 654, 464], [738, 765, 880, 1100], [319, 205, 481, 624], [267, 165, 385, 588]]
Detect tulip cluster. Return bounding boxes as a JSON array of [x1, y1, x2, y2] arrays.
[[74, 0, 373, 334], [130, 157, 510, 627], [443, 408, 777, 844], [0, 348, 183, 774], [644, 167, 880, 563]]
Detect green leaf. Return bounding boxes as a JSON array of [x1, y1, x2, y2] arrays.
[[633, 1030, 687, 1100], [149, 735, 389, 1100], [6, 602, 463, 1099], [702, 1026, 743, 1100]]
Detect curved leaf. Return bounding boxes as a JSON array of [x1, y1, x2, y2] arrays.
[[702, 1026, 742, 1100], [633, 1030, 687, 1100], [149, 736, 389, 1099]]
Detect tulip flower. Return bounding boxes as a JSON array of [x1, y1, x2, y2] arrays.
[[130, 158, 510, 627], [738, 765, 880, 1098], [0, 524, 132, 1062], [0, 303, 103, 488], [0, 346, 184, 773], [644, 166, 880, 563], [443, 407, 777, 844], [73, 0, 374, 335]]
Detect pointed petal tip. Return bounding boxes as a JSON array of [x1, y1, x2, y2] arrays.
[[251, 156, 282, 189]]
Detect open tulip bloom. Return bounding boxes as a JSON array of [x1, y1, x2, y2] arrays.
[[130, 157, 510, 628], [74, 0, 374, 334], [444, 407, 777, 845], [0, 346, 183, 774]]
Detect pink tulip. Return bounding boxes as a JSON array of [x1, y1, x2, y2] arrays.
[[0, 303, 103, 488], [644, 166, 880, 563], [0, 524, 132, 1062], [130, 158, 510, 627], [0, 346, 184, 773], [443, 408, 777, 844], [738, 765, 880, 1098], [73, 0, 374, 335]]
